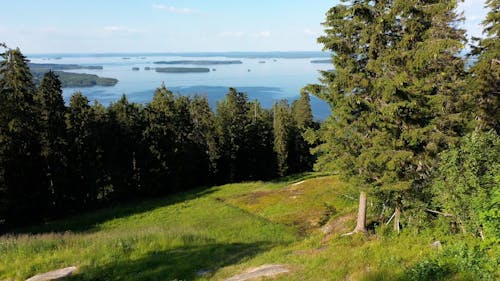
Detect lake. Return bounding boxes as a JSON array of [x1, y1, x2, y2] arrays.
[[27, 52, 332, 119]]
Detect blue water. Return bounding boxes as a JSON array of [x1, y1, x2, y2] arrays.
[[28, 52, 332, 119]]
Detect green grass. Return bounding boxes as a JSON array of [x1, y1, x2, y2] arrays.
[[1, 173, 497, 280]]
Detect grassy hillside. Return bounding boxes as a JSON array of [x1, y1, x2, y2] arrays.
[[0, 174, 497, 280]]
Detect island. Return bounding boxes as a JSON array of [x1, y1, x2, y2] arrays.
[[155, 67, 210, 73], [153, 60, 242, 65], [29, 63, 118, 87], [310, 59, 332, 64], [29, 63, 104, 70]]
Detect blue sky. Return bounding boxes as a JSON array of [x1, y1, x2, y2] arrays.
[[0, 0, 489, 53]]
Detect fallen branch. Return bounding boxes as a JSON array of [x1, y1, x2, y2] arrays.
[[425, 208, 454, 217], [386, 211, 396, 225], [341, 229, 368, 237]]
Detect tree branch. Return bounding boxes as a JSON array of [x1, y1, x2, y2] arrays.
[[425, 208, 454, 217]]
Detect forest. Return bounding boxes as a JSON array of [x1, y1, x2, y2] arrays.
[[0, 46, 316, 230], [0, 0, 499, 279]]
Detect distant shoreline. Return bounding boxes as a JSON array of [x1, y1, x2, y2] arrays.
[[27, 51, 330, 59]]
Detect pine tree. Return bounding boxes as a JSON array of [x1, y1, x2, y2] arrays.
[[313, 0, 467, 233], [469, 0, 499, 133]]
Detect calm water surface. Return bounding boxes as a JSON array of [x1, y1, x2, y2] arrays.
[[28, 53, 332, 119]]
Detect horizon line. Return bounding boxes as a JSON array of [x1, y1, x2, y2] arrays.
[[26, 50, 329, 56]]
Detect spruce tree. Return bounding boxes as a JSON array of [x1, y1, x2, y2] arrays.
[[469, 0, 499, 133], [190, 95, 218, 184], [65, 92, 99, 209], [35, 71, 68, 212], [142, 85, 177, 194], [273, 100, 293, 177], [107, 95, 145, 199], [313, 0, 467, 233], [291, 91, 316, 173], [0, 47, 46, 226], [246, 101, 276, 179], [215, 88, 251, 182]]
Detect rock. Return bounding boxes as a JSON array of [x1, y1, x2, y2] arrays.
[[25, 266, 78, 281], [321, 213, 354, 235], [224, 264, 289, 281], [431, 241, 442, 249]]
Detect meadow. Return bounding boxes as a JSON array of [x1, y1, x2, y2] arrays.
[[1, 174, 497, 280]]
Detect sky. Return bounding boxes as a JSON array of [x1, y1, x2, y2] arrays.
[[0, 0, 489, 54]]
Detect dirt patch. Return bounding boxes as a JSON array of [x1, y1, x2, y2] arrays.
[[223, 264, 289, 281], [236, 191, 272, 205]]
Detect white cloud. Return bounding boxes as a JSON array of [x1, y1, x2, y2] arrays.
[[252, 31, 271, 38], [153, 4, 200, 14], [103, 26, 142, 33], [217, 31, 245, 38]]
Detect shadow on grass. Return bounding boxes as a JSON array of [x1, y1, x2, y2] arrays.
[[70, 241, 273, 281], [361, 266, 458, 281], [11, 187, 217, 235]]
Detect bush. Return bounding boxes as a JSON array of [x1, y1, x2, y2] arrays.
[[432, 130, 500, 240], [406, 242, 499, 281]]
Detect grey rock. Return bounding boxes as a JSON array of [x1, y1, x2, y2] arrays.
[[224, 264, 289, 281], [25, 266, 78, 281], [431, 241, 442, 248]]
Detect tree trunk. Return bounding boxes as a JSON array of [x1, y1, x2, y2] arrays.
[[394, 204, 401, 233], [353, 191, 367, 233]]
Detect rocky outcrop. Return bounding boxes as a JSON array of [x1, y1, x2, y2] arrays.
[[224, 264, 289, 281], [25, 266, 78, 281]]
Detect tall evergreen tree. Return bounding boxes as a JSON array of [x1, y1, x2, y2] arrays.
[[171, 94, 198, 189], [0, 48, 46, 226], [215, 88, 251, 182], [273, 100, 293, 177], [35, 71, 68, 212], [291, 91, 316, 173], [245, 101, 276, 179], [65, 92, 99, 209], [312, 0, 467, 233], [107, 95, 145, 199], [190, 95, 219, 184], [142, 85, 177, 194], [469, 0, 499, 133], [90, 100, 112, 201]]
